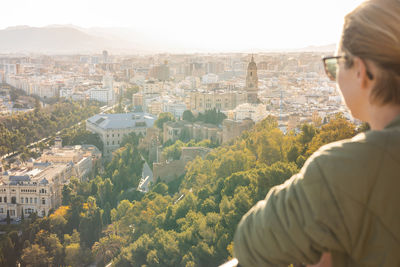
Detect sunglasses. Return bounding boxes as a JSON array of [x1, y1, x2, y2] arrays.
[[322, 56, 374, 81]]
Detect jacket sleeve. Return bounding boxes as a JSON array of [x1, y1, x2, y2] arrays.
[[233, 152, 351, 267]]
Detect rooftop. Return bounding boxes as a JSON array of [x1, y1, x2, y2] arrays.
[[1, 163, 69, 186], [87, 112, 156, 130]]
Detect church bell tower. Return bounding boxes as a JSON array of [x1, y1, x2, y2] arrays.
[[246, 55, 259, 103]]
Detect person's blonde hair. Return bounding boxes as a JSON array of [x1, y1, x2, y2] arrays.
[[340, 0, 400, 105]]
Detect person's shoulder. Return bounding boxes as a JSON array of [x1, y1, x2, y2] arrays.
[[300, 131, 388, 186], [317, 130, 388, 159]]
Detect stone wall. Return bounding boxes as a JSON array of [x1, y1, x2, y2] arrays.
[[153, 146, 211, 183]]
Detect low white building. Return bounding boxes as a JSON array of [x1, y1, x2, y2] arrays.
[[202, 73, 219, 84], [163, 101, 187, 118], [229, 103, 268, 122], [143, 80, 162, 96], [60, 87, 73, 98], [89, 87, 114, 104]]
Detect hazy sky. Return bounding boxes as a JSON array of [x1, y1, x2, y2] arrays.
[[2, 0, 365, 51]]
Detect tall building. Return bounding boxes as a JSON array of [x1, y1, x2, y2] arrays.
[[245, 55, 259, 103], [102, 50, 109, 64], [150, 61, 170, 81]]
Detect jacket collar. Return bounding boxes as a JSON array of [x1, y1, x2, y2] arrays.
[[384, 113, 400, 129]]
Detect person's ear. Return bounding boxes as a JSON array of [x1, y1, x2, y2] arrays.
[[353, 57, 372, 91]]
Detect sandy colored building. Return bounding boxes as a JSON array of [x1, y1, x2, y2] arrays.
[[189, 90, 247, 113], [222, 118, 255, 143], [0, 162, 72, 219]]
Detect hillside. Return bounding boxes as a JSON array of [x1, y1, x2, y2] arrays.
[[106, 115, 357, 266], [0, 26, 133, 54], [0, 114, 358, 266]]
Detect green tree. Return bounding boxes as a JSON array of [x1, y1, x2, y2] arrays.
[[155, 112, 174, 130], [79, 197, 103, 248], [92, 235, 124, 267], [182, 110, 195, 122], [21, 244, 50, 267]]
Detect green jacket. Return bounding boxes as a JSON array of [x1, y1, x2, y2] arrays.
[[234, 115, 400, 267]]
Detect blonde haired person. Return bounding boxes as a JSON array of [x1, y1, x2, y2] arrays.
[[234, 0, 400, 266]]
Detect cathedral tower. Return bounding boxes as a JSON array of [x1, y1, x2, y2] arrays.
[[245, 55, 259, 103]]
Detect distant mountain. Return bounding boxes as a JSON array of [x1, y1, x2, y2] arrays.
[[0, 25, 337, 54], [295, 43, 336, 52], [0, 25, 154, 54]]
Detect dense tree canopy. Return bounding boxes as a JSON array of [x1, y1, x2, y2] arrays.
[[0, 114, 359, 266], [0, 100, 101, 156]]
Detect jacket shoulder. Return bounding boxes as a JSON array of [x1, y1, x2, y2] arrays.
[[301, 131, 389, 205]]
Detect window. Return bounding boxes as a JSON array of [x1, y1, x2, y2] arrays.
[[4, 197, 6, 203], [25, 208, 33, 214], [30, 197, 32, 204], [21, 197, 24, 203], [42, 198, 46, 205], [0, 197, 2, 202], [34, 198, 37, 204], [42, 210, 45, 216], [25, 197, 28, 203], [0, 208, 3, 213], [11, 197, 16, 204], [10, 210, 15, 216]]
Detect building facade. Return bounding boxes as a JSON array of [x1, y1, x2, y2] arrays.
[[163, 120, 222, 144], [0, 162, 72, 219], [0, 139, 101, 220], [189, 90, 247, 113], [86, 112, 156, 159]]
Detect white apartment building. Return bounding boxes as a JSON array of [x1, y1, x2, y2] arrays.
[[163, 101, 187, 118], [142, 81, 162, 95], [102, 74, 113, 90], [60, 87, 73, 98], [202, 73, 219, 84], [89, 87, 114, 104]]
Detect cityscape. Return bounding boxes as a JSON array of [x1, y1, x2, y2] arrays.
[[0, 1, 368, 266]]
